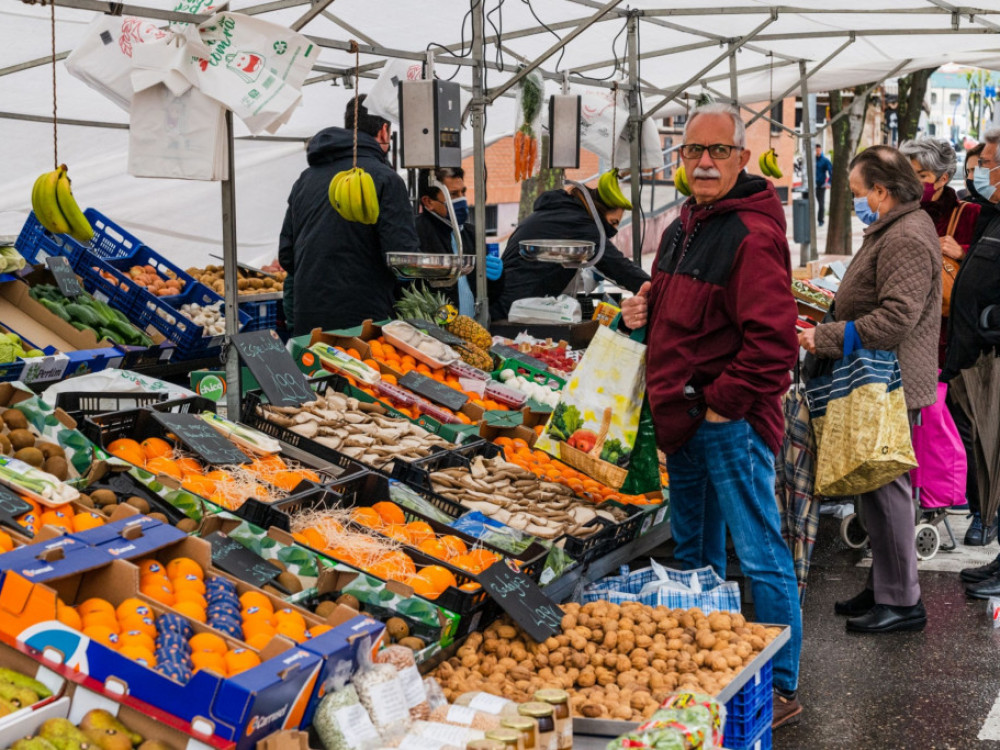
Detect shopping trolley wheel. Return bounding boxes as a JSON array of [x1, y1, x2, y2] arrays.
[[915, 523, 940, 561], [841, 513, 869, 549]]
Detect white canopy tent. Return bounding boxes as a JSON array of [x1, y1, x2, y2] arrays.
[[3, 0, 1000, 410]]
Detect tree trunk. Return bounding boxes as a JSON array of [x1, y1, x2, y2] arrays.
[[825, 86, 869, 256], [518, 134, 564, 221], [897, 68, 934, 143]]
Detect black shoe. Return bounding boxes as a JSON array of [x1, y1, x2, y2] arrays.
[[834, 588, 875, 617], [965, 513, 984, 545], [818, 221, 824, 227], [846, 601, 926, 633], [960, 553, 1000, 583], [965, 572, 1000, 599]]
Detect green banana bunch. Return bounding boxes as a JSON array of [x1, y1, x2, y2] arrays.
[[674, 165, 692, 197], [596, 168, 632, 210], [758, 148, 783, 179], [328, 167, 379, 224], [30, 165, 94, 244]]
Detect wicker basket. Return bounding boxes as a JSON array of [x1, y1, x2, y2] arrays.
[[558, 407, 628, 490]]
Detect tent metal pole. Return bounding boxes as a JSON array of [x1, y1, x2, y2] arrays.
[[221, 109, 241, 420], [318, 10, 381, 46], [800, 60, 818, 265], [747, 35, 855, 126], [627, 11, 642, 264], [484, 0, 625, 104], [817, 60, 912, 132], [471, 0, 489, 326], [643, 13, 775, 122], [700, 85, 801, 137], [728, 43, 739, 105], [0, 52, 69, 78], [290, 0, 337, 31]]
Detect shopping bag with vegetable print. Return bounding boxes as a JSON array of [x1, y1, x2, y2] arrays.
[[535, 325, 660, 494]]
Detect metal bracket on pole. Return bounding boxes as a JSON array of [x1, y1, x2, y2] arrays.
[[627, 11, 642, 264], [425, 50, 435, 80], [562, 70, 570, 95], [220, 109, 241, 420], [643, 12, 776, 122]]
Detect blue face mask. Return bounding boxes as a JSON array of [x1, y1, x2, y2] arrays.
[[973, 165, 998, 201], [853, 194, 880, 225], [450, 197, 469, 226]]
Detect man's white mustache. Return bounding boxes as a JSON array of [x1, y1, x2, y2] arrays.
[[692, 167, 721, 179]]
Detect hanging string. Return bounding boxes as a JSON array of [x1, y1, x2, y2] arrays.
[[50, 0, 58, 168], [767, 52, 774, 150], [611, 81, 619, 168], [350, 40, 359, 168]]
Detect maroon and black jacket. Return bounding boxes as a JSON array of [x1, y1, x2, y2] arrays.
[[645, 172, 799, 456]]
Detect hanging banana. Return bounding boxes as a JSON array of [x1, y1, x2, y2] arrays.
[[674, 165, 692, 197], [31, 165, 94, 242], [597, 168, 633, 209], [758, 148, 783, 179], [328, 167, 379, 225]]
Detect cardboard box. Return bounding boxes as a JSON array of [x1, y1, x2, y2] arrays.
[[0, 696, 71, 748], [0, 636, 67, 731], [0, 561, 324, 748], [0, 535, 112, 584]]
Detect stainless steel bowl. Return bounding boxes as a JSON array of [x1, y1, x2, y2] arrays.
[[519, 239, 596, 266], [387, 253, 476, 286]]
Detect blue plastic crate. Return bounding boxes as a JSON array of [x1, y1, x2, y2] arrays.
[[82, 208, 145, 261], [724, 661, 773, 750], [239, 298, 278, 332], [14, 212, 87, 266], [96, 242, 198, 292], [131, 281, 249, 359], [75, 253, 141, 312]]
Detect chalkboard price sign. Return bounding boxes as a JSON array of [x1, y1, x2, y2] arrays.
[[152, 411, 250, 465], [404, 319, 465, 347], [490, 344, 548, 372], [399, 371, 468, 412], [46, 256, 83, 298], [233, 329, 312, 408], [478, 561, 563, 642], [205, 531, 284, 588], [0, 486, 32, 536]]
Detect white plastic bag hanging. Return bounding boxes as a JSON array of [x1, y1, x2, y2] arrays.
[[513, 70, 544, 181], [366, 59, 424, 122], [579, 87, 628, 162], [613, 96, 665, 171]]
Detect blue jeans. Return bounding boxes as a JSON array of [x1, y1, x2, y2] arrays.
[[667, 418, 802, 693]]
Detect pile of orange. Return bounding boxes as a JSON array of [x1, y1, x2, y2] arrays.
[[0, 529, 13, 553], [494, 437, 659, 506], [14, 495, 106, 536], [189, 632, 261, 677], [237, 591, 331, 648], [59, 595, 161, 667], [136, 556, 212, 622], [106, 437, 319, 510]]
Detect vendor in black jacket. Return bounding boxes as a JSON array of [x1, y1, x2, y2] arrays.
[[490, 186, 650, 320], [415, 167, 504, 317], [279, 96, 420, 335]]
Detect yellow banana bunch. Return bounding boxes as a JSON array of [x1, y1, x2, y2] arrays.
[[328, 167, 379, 224], [31, 165, 94, 243], [597, 168, 632, 210], [674, 165, 692, 197], [758, 149, 783, 179]]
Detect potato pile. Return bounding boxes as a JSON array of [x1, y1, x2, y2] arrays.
[[431, 601, 781, 722], [186, 265, 285, 296]]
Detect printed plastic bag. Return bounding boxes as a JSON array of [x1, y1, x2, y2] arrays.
[[513, 70, 544, 181], [508, 295, 582, 324], [579, 87, 628, 162], [366, 59, 424, 123]]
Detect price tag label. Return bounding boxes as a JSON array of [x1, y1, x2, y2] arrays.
[[205, 531, 283, 588], [233, 329, 312, 408], [477, 561, 562, 642], [45, 256, 83, 298], [404, 319, 466, 346], [152, 411, 249, 465], [399, 371, 468, 412], [491, 344, 548, 371], [0, 486, 32, 536]]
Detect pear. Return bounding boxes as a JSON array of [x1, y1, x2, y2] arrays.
[[137, 741, 173, 750], [11, 738, 59, 750], [39, 718, 93, 750], [0, 682, 39, 708], [79, 710, 142, 748], [0, 668, 53, 698], [0, 697, 17, 717]]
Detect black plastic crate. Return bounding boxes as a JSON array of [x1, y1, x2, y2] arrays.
[[56, 391, 213, 423], [389, 440, 502, 488]]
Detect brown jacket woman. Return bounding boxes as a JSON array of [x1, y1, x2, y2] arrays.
[[813, 201, 941, 411]]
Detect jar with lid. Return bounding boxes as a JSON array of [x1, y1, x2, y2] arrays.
[[518, 702, 557, 750], [501, 716, 538, 750], [485, 728, 522, 749], [466, 741, 506, 750], [534, 689, 572, 749]]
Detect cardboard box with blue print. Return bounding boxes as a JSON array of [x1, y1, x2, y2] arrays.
[[0, 555, 324, 748], [0, 633, 68, 733], [69, 514, 387, 728]]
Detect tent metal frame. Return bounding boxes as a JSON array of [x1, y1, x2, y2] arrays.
[[4, 0, 999, 406]]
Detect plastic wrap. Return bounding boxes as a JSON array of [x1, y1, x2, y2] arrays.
[[376, 645, 431, 720]]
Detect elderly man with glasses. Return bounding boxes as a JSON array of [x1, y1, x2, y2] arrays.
[[621, 102, 803, 730]]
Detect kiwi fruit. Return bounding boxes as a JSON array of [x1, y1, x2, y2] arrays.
[[314, 601, 339, 618], [397, 636, 426, 651], [0, 434, 11, 455], [101, 503, 119, 515], [90, 489, 117, 507], [43, 455, 68, 480], [1, 410, 27, 431], [262, 584, 282, 596], [335, 593, 360, 611], [176, 518, 199, 533], [8, 429, 34, 451], [386, 617, 409, 641], [14, 447, 44, 468], [126, 497, 150, 514], [276, 571, 303, 593], [36, 442, 65, 460], [76, 493, 94, 508], [147, 512, 169, 523], [269, 559, 287, 573]]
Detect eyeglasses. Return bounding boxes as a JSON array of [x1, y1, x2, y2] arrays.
[[680, 143, 742, 160]]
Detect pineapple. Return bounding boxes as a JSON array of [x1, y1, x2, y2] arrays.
[[396, 284, 493, 351], [455, 342, 494, 371]]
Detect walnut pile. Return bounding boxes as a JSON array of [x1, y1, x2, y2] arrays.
[[430, 601, 781, 722]]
